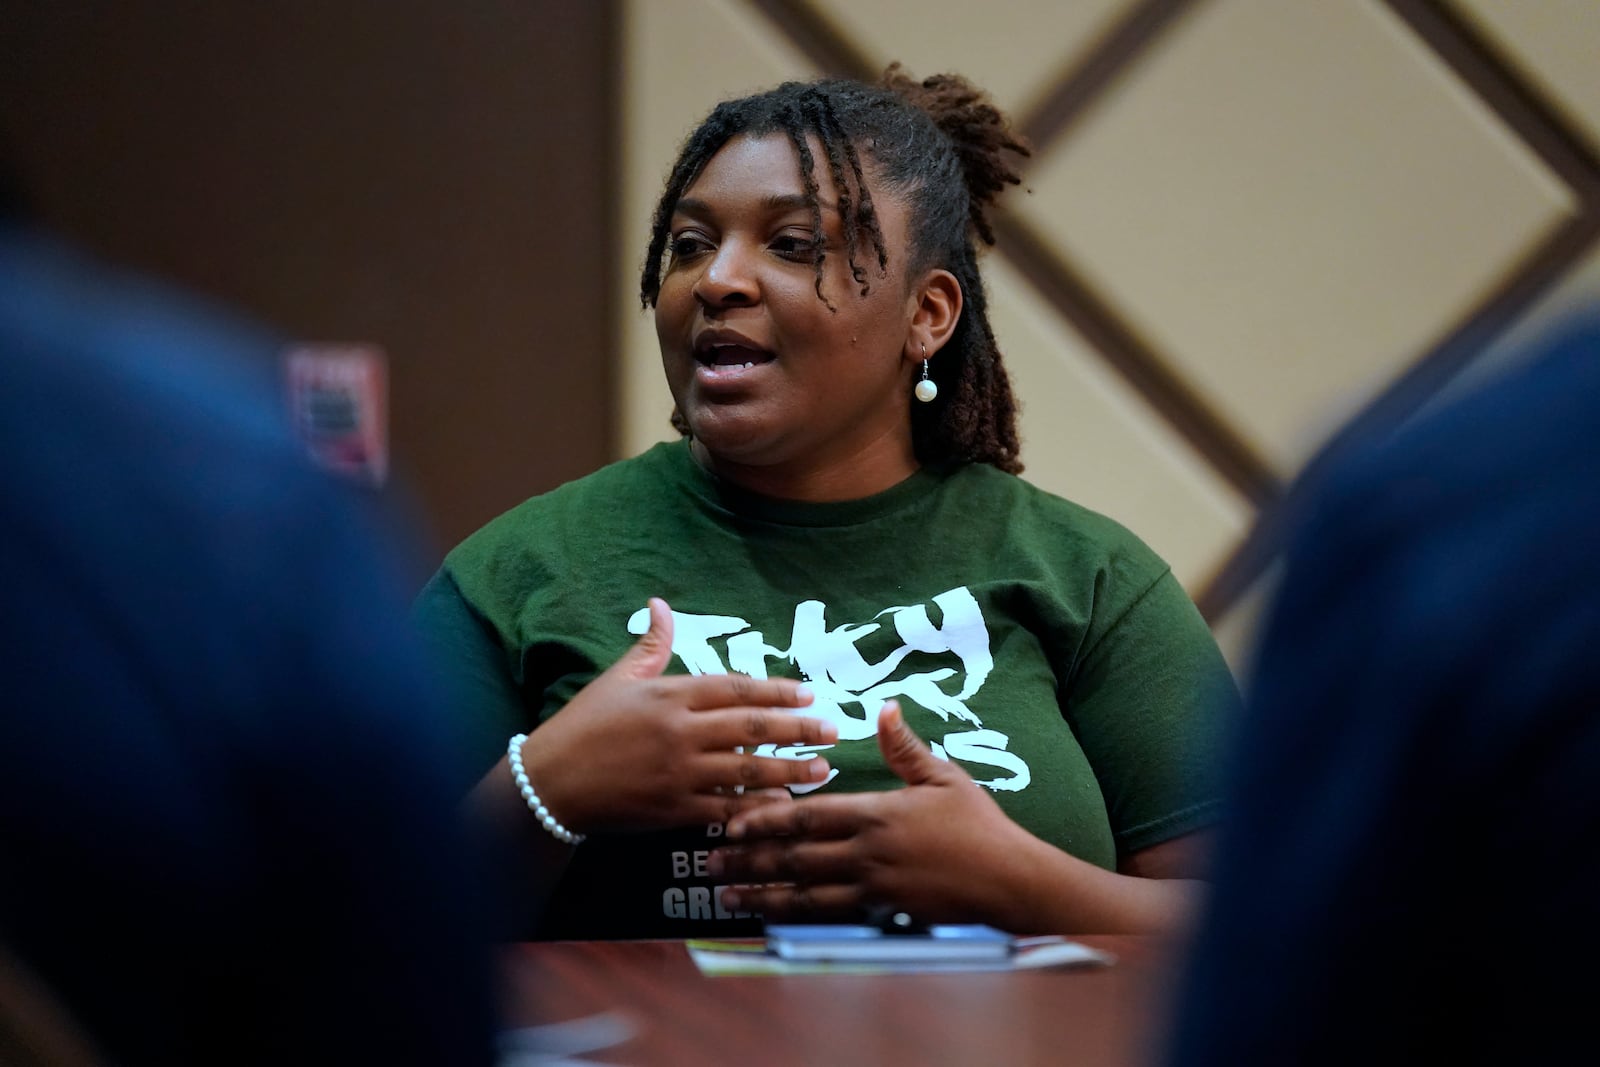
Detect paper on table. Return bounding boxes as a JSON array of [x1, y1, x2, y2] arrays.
[[496, 1010, 635, 1066], [686, 936, 1113, 977]]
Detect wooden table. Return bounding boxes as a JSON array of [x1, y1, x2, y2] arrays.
[[499, 935, 1180, 1066]]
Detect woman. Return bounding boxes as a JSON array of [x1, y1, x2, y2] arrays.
[[416, 67, 1239, 940]]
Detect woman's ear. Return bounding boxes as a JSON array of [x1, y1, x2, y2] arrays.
[[904, 268, 963, 364]]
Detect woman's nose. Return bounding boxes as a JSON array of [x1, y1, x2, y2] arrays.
[[693, 240, 759, 307]]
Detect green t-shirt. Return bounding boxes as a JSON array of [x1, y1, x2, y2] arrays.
[[417, 440, 1238, 939]]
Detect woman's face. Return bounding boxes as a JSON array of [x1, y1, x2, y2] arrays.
[[654, 132, 925, 492]]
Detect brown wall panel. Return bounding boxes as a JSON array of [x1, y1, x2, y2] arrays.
[[0, 0, 618, 567]]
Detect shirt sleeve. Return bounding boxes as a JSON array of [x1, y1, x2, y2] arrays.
[[1061, 568, 1239, 857], [413, 566, 534, 790]]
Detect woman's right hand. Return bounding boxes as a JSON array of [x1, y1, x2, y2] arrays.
[[515, 597, 834, 835]]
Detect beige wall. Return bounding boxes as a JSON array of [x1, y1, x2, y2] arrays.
[[9, 1, 1593, 664], [614, 0, 1600, 671]]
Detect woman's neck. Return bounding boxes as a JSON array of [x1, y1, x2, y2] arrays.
[[690, 432, 919, 503]]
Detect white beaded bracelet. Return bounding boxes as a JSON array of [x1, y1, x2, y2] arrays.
[[507, 733, 585, 845]]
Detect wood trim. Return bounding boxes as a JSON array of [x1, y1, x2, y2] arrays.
[[1198, 211, 1600, 620], [1016, 0, 1206, 153], [742, 0, 1279, 507], [994, 214, 1281, 507], [1197, 0, 1600, 621], [739, 0, 1600, 623], [1384, 0, 1600, 204], [743, 0, 875, 79]]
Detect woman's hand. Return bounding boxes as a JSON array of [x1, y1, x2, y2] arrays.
[[520, 597, 837, 834], [708, 700, 1209, 934], [707, 701, 1033, 923]]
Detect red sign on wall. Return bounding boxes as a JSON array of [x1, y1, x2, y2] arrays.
[[285, 344, 389, 486]]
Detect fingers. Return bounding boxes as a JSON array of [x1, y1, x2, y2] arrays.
[[680, 787, 792, 828], [709, 837, 858, 885], [692, 707, 838, 751], [725, 793, 865, 842], [615, 596, 675, 680], [691, 751, 832, 794], [876, 700, 948, 787], [677, 672, 815, 712]]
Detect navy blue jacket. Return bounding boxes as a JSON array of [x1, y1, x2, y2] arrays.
[[1169, 315, 1600, 1064], [0, 227, 494, 1064]]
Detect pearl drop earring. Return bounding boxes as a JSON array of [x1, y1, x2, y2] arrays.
[[914, 344, 937, 403]]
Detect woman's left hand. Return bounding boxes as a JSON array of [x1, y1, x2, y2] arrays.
[[708, 700, 1032, 923]]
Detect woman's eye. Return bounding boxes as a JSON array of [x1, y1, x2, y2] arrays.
[[669, 233, 711, 259], [770, 233, 818, 260]]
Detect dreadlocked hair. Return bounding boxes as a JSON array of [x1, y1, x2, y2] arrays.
[[639, 64, 1032, 474]]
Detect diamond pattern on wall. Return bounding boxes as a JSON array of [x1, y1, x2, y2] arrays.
[[985, 254, 1251, 585], [806, 0, 1138, 115], [619, 0, 1600, 631], [1451, 0, 1600, 154], [1015, 0, 1576, 475]]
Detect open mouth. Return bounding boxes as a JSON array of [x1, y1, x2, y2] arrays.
[[693, 337, 776, 380], [696, 343, 775, 367]]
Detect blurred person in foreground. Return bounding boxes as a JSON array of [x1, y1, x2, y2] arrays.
[[0, 167, 494, 1063], [1168, 312, 1600, 1065]]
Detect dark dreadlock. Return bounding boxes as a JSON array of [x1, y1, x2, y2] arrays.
[[639, 64, 1031, 474]]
